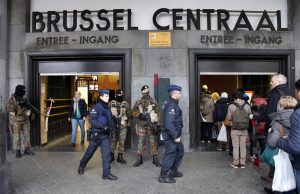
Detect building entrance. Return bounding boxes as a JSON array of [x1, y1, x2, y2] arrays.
[[40, 73, 119, 151], [25, 49, 132, 149], [189, 49, 295, 148]]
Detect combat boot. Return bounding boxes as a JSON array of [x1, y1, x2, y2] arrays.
[[24, 147, 35, 156], [78, 165, 85, 175], [110, 152, 115, 163], [158, 175, 176, 183], [102, 173, 118, 181], [133, 155, 143, 167], [16, 149, 21, 158], [152, 155, 161, 167], [169, 168, 183, 178], [117, 153, 127, 164]]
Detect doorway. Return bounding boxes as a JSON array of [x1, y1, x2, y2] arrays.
[[40, 73, 120, 151], [189, 49, 295, 148], [25, 49, 132, 148]]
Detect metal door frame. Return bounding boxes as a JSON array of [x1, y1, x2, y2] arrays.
[[189, 49, 295, 148], [25, 49, 131, 147]]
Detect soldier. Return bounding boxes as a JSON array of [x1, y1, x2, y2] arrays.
[[78, 89, 117, 181], [7, 85, 35, 158], [109, 89, 131, 164], [132, 85, 161, 167], [158, 85, 184, 183]]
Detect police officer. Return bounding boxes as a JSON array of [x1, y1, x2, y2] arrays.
[[78, 89, 117, 181], [158, 85, 184, 183], [7, 85, 35, 158], [109, 89, 131, 164], [132, 85, 161, 167]]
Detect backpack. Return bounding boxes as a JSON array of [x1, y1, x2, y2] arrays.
[[232, 102, 249, 130], [251, 98, 267, 134]]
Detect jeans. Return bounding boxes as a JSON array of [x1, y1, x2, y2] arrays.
[[71, 118, 85, 144]]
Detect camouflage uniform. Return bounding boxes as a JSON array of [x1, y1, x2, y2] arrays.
[[6, 94, 31, 150], [109, 100, 131, 153], [132, 96, 161, 156]]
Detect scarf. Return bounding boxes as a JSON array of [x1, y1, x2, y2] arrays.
[[73, 97, 81, 118]]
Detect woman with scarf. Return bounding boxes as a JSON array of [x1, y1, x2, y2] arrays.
[[69, 91, 87, 146]]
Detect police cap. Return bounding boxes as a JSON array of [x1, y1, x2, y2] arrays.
[[99, 89, 109, 95], [167, 85, 182, 93]]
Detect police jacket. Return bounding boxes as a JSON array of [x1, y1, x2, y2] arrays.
[[277, 104, 300, 170], [162, 98, 183, 141], [89, 99, 114, 133]]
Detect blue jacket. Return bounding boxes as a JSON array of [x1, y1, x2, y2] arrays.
[[89, 100, 113, 132], [162, 98, 183, 141], [277, 105, 300, 170]]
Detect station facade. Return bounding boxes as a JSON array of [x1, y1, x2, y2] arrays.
[[4, 0, 300, 152]]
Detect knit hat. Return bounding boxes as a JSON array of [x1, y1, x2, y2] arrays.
[[211, 92, 220, 100], [221, 92, 228, 98], [202, 85, 208, 91], [141, 85, 150, 93]]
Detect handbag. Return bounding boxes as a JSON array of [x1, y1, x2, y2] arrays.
[[272, 149, 296, 192], [267, 128, 280, 148], [217, 123, 227, 142], [262, 144, 279, 167]]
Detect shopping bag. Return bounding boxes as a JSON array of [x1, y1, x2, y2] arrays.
[[261, 145, 279, 167], [272, 149, 296, 192], [217, 123, 227, 142]]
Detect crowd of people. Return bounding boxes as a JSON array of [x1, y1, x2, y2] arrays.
[[200, 74, 300, 193]]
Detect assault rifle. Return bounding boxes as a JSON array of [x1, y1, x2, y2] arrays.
[[144, 112, 160, 136], [113, 116, 122, 140]]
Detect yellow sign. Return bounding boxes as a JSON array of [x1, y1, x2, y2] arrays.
[[148, 32, 171, 47]]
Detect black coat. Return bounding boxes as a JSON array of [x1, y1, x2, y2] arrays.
[[69, 99, 87, 119], [266, 84, 292, 115], [265, 84, 291, 127], [213, 97, 229, 122]]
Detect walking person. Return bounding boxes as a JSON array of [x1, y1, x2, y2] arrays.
[[68, 91, 87, 146], [158, 85, 184, 183], [77, 89, 117, 181]]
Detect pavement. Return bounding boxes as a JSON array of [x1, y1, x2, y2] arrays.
[[7, 141, 271, 194]]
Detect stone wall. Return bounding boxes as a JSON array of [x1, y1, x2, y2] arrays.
[[0, 0, 13, 193]]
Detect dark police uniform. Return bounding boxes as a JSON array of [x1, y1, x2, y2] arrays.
[[78, 89, 117, 181], [159, 85, 184, 183]]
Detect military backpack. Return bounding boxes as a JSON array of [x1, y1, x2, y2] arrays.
[[231, 102, 249, 130]]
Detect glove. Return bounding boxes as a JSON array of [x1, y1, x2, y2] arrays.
[[138, 113, 147, 121]]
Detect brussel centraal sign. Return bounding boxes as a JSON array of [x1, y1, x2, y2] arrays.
[[32, 8, 287, 32]]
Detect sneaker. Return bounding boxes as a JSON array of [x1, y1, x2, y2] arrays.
[[201, 140, 205, 143], [230, 161, 239, 169], [240, 164, 246, 169], [216, 147, 222, 151], [207, 141, 211, 143]]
